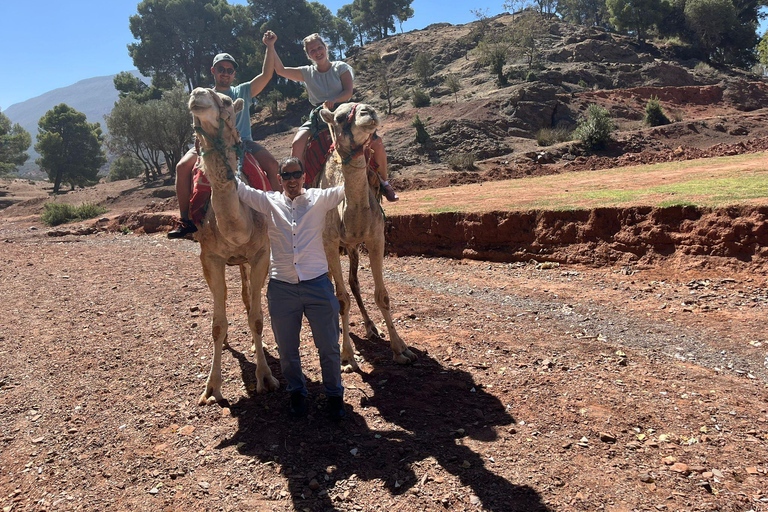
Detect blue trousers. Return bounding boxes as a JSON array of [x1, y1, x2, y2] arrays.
[[267, 274, 343, 398]]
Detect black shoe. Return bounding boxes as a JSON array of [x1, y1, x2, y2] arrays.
[[167, 218, 197, 239], [327, 396, 346, 421], [289, 392, 308, 418], [381, 181, 399, 202]]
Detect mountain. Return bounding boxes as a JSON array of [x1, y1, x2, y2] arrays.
[[3, 70, 148, 178]]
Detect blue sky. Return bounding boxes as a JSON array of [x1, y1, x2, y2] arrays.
[[0, 0, 505, 110]]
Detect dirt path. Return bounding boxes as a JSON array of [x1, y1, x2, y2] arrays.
[[1, 226, 766, 512]]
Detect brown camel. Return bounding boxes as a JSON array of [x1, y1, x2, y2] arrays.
[[188, 87, 279, 405], [314, 102, 417, 371]]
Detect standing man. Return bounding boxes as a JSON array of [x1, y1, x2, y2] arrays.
[[168, 31, 280, 238], [237, 157, 346, 420]]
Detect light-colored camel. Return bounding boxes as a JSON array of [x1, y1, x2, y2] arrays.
[[314, 102, 417, 371], [188, 87, 279, 405]]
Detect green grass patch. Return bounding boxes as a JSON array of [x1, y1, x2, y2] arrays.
[[41, 202, 108, 226], [427, 205, 464, 213]]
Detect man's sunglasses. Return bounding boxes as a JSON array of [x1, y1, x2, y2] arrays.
[[280, 170, 304, 180], [215, 66, 235, 75]]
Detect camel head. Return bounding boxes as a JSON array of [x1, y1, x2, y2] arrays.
[[188, 87, 244, 144], [320, 102, 380, 161]]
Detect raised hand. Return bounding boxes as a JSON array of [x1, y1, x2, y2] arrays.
[[263, 30, 277, 47]]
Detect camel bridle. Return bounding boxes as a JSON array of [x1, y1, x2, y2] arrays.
[[193, 89, 243, 181], [329, 103, 374, 168]]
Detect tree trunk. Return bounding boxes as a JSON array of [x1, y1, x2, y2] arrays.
[[53, 170, 63, 195]]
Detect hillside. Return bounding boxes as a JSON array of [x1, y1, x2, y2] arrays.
[[2, 70, 148, 178], [253, 14, 768, 191], [6, 14, 768, 186]]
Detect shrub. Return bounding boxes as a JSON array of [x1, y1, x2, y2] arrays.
[[578, 79, 589, 88], [525, 71, 537, 82], [411, 88, 431, 108], [694, 61, 717, 76], [412, 115, 430, 145], [108, 154, 143, 182], [644, 96, 670, 126], [446, 153, 477, 170], [573, 104, 615, 151], [536, 127, 572, 146], [41, 202, 108, 226], [444, 74, 462, 103], [413, 53, 434, 84], [76, 202, 108, 219]]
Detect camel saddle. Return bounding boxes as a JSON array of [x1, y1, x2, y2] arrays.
[[189, 151, 271, 225]]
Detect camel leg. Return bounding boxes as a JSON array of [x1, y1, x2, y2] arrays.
[[239, 264, 251, 317], [348, 246, 380, 339], [367, 237, 417, 365], [325, 243, 357, 372], [248, 249, 279, 393], [199, 255, 228, 405]]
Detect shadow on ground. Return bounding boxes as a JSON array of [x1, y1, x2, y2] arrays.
[[217, 335, 550, 511]]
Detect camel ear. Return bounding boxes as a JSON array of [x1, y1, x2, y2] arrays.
[[233, 98, 244, 113], [319, 108, 334, 124]]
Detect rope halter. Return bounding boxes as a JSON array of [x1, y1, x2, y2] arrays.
[[330, 103, 373, 167]]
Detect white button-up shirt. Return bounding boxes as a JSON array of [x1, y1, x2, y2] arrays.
[[237, 181, 345, 284]]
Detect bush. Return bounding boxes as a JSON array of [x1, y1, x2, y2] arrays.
[[413, 53, 434, 84], [536, 127, 572, 146], [446, 153, 477, 170], [578, 79, 589, 88], [525, 71, 537, 82], [411, 88, 431, 108], [41, 202, 108, 226], [694, 62, 717, 76], [412, 115, 430, 145], [573, 104, 615, 151], [108, 155, 143, 182], [644, 96, 670, 127]]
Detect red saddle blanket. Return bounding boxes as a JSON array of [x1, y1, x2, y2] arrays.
[[189, 151, 271, 225], [303, 128, 379, 187]]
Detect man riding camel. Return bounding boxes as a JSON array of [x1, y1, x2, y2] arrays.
[[169, 31, 281, 238]]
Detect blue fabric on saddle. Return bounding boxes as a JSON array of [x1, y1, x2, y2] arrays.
[[189, 151, 272, 225]]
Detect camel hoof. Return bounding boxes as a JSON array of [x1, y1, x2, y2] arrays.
[[366, 322, 381, 339], [198, 390, 222, 406], [393, 349, 417, 365], [256, 375, 280, 394], [341, 359, 359, 373]]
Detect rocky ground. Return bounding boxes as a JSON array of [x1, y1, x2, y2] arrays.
[[0, 217, 766, 512], [2, 15, 768, 511]]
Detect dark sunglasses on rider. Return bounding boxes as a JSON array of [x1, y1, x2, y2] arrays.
[[215, 66, 235, 75], [280, 170, 304, 180]]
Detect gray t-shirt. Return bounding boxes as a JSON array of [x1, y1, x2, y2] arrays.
[[299, 61, 354, 106]]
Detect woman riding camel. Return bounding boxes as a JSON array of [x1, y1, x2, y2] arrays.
[[268, 32, 398, 201]]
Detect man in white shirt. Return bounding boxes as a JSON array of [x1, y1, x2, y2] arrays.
[[237, 157, 346, 420]]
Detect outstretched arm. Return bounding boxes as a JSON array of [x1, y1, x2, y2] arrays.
[[248, 31, 277, 98], [269, 34, 306, 83], [236, 179, 271, 213]]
